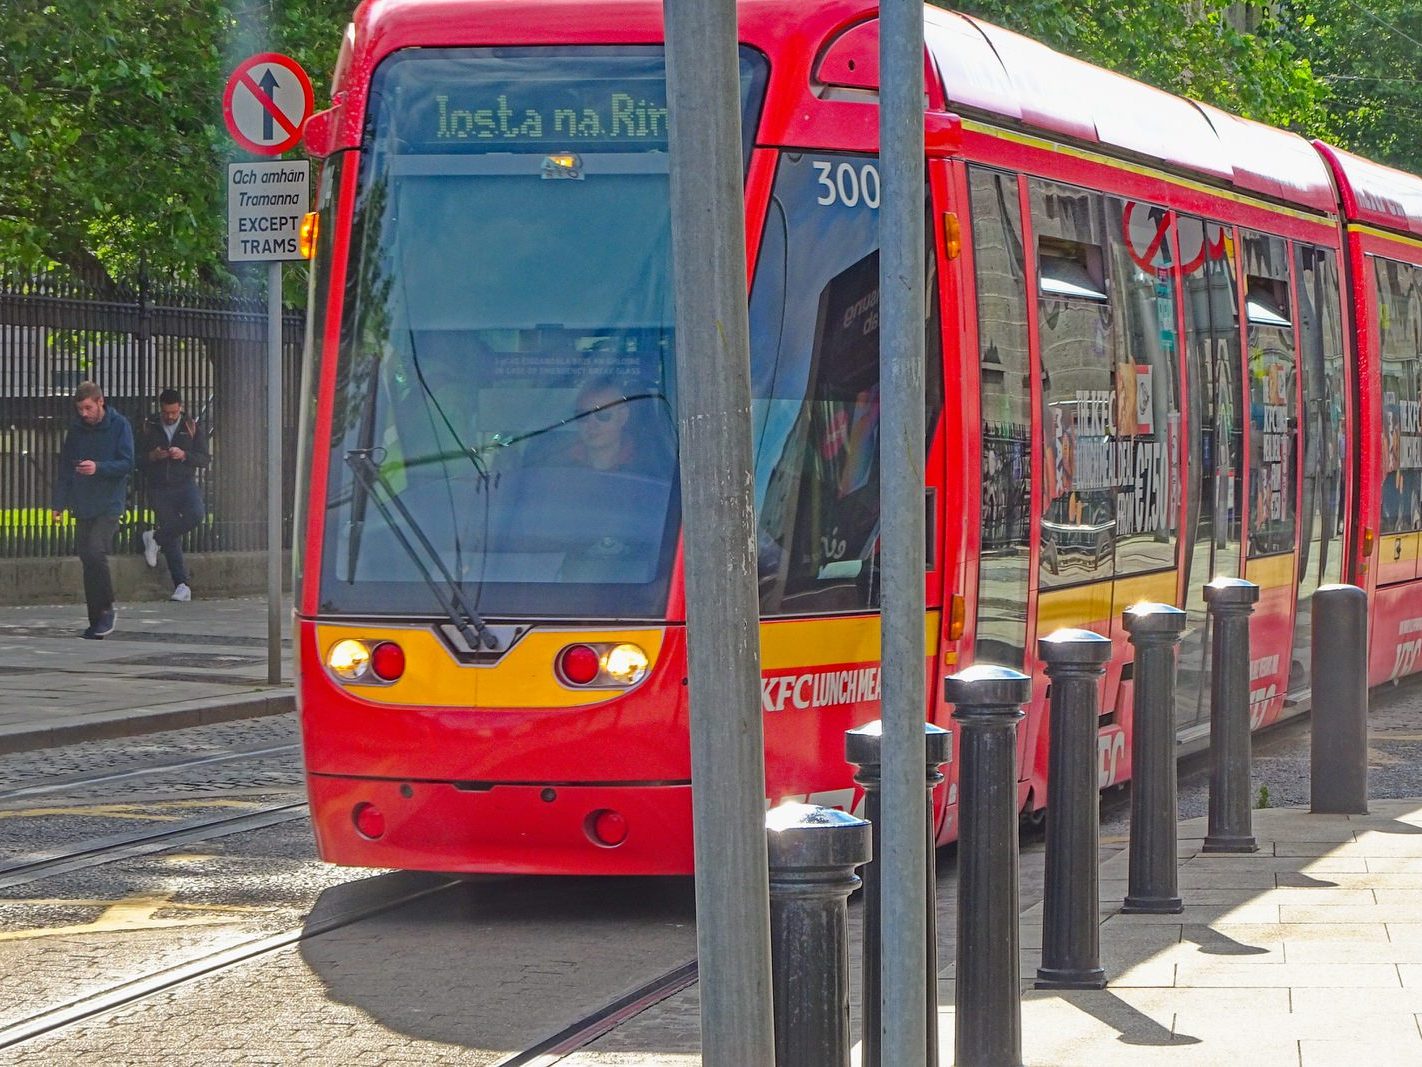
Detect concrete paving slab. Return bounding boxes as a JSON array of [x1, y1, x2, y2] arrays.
[[0, 597, 293, 752], [1173, 960, 1401, 987], [1300, 1038, 1422, 1067], [1290, 986, 1422, 1015]]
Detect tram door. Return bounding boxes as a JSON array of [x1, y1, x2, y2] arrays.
[[1177, 217, 1244, 732], [1289, 246, 1347, 694], [967, 166, 1033, 676]]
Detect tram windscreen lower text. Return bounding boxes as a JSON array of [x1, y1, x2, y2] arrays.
[[318, 47, 767, 618]]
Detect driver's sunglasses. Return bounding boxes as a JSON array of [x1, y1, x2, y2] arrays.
[[578, 408, 616, 423]]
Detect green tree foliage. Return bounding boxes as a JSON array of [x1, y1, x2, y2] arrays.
[[1273, 0, 1422, 175], [0, 0, 350, 286]]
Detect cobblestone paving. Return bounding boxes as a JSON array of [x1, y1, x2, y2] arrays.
[[0, 714, 300, 794]]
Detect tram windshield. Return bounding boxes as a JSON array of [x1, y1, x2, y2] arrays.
[[319, 47, 767, 618]]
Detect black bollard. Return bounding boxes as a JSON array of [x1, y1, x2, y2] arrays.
[[1035, 628, 1112, 990], [845, 719, 952, 1067], [1311, 584, 1370, 815], [945, 664, 1031, 1067], [1203, 576, 1261, 854], [766, 802, 871, 1067], [1122, 602, 1187, 914]]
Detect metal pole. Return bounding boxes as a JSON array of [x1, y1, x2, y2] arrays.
[[878, 0, 927, 1061], [1311, 584, 1369, 815], [946, 665, 1029, 1067], [663, 2, 775, 1063], [766, 804, 871, 1067], [266, 260, 282, 685], [1122, 602, 1187, 914], [1203, 576, 1260, 853], [1035, 628, 1110, 990], [845, 720, 951, 1067]]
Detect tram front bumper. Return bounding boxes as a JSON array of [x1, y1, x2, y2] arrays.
[[306, 773, 696, 876]]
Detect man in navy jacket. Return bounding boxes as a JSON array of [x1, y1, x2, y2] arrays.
[[138, 388, 209, 602], [52, 381, 134, 639]]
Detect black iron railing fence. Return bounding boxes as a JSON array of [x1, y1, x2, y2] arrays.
[[0, 265, 304, 558]]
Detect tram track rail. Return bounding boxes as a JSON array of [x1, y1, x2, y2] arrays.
[[0, 872, 460, 1052], [492, 958, 699, 1066], [0, 800, 308, 890], [0, 743, 301, 803]]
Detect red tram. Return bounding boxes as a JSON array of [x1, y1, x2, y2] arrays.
[[294, 0, 1422, 874]]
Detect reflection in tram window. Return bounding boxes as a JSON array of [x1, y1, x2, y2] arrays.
[[1243, 232, 1299, 558], [1030, 179, 1117, 587], [1373, 257, 1422, 537], [1106, 196, 1180, 576], [970, 167, 1031, 666]]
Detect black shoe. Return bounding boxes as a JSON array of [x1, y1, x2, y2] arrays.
[[91, 609, 115, 638], [81, 625, 103, 640]]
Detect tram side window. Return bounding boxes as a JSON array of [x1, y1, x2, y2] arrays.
[[1179, 216, 1243, 581], [1373, 257, 1422, 536], [1105, 196, 1180, 576], [748, 152, 943, 615], [1030, 179, 1116, 588], [969, 167, 1031, 667], [1243, 232, 1298, 557], [294, 153, 346, 595]]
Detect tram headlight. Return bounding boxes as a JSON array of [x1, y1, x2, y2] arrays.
[[328, 638, 372, 680], [603, 643, 649, 685]]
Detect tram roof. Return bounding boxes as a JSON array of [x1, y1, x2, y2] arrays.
[[322, 0, 1341, 216], [916, 9, 1336, 214], [1314, 141, 1422, 239]]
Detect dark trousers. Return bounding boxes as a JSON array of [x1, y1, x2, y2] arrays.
[[76, 515, 119, 625], [152, 482, 205, 586]]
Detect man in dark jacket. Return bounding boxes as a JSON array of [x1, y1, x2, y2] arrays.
[[52, 381, 135, 639], [138, 388, 210, 601]]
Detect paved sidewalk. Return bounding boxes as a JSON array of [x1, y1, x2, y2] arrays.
[[568, 800, 1422, 1066], [0, 596, 293, 753]]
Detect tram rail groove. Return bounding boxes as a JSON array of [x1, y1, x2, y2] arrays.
[[0, 874, 460, 1051], [0, 743, 301, 803], [0, 802, 308, 890], [492, 958, 700, 1066]]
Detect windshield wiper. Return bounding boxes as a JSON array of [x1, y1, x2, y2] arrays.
[[344, 448, 498, 650]]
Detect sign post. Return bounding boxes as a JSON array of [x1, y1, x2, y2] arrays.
[[663, 1, 776, 1061], [223, 53, 314, 687]]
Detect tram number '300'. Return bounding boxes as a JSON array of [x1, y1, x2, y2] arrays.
[[814, 160, 881, 208]]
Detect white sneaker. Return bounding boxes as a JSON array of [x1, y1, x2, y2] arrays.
[[142, 529, 159, 568], [171, 583, 192, 602]]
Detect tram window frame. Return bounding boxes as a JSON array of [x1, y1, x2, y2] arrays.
[[969, 165, 1033, 668], [294, 152, 348, 597], [1372, 255, 1422, 539], [1242, 231, 1300, 559], [1030, 178, 1118, 590], [1103, 194, 1181, 579]]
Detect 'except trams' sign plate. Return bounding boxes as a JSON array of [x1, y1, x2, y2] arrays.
[[227, 160, 310, 262]]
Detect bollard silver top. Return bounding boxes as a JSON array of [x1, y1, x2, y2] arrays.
[[765, 802, 871, 869], [1203, 576, 1260, 606], [844, 719, 951, 767], [1122, 601, 1187, 635], [1037, 627, 1112, 666], [943, 663, 1031, 709]]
